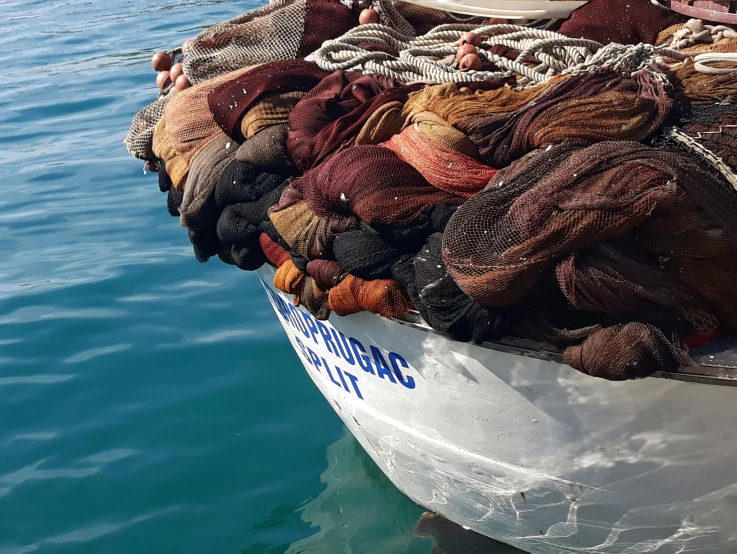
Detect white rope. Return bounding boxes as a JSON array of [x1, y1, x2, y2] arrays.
[[669, 127, 737, 191], [307, 22, 690, 86], [670, 18, 737, 50], [693, 52, 737, 75]]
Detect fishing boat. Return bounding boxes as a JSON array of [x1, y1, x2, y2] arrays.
[[124, 0, 737, 549], [256, 264, 737, 553]]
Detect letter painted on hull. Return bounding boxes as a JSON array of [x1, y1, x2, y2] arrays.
[[260, 278, 418, 402]]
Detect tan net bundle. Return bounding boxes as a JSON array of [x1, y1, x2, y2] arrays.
[[402, 79, 553, 126], [152, 116, 189, 189], [241, 91, 306, 140], [269, 200, 360, 259], [164, 66, 257, 169]]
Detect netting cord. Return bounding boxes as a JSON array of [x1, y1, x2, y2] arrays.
[[669, 126, 737, 191]]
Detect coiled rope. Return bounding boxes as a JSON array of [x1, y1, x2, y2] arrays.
[[307, 23, 690, 86]]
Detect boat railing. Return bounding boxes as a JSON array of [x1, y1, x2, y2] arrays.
[[393, 311, 737, 386]]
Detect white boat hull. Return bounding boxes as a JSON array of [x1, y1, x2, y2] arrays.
[[256, 266, 737, 553]]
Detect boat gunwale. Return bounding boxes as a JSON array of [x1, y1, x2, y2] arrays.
[[392, 311, 737, 386]]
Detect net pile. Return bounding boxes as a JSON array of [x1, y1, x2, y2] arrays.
[[127, 0, 737, 381]]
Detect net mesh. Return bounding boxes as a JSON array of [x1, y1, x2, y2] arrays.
[[441, 141, 737, 317], [294, 144, 466, 225], [124, 1, 737, 379], [182, 0, 308, 84], [125, 93, 173, 161]]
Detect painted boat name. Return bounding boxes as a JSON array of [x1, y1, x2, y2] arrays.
[[261, 280, 416, 400]]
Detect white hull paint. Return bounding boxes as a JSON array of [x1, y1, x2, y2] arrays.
[[256, 266, 737, 553]]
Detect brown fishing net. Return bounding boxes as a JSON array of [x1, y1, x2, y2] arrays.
[[671, 59, 737, 105], [442, 141, 737, 315], [562, 322, 690, 380], [559, 0, 682, 45], [295, 145, 466, 225], [126, 0, 737, 380]]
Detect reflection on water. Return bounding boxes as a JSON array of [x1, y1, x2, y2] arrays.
[[287, 431, 522, 554], [414, 513, 524, 554]]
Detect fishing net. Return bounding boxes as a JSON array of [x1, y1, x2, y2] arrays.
[[124, 0, 737, 379], [286, 71, 402, 171], [328, 274, 411, 318], [182, 0, 357, 84], [125, 94, 173, 161], [294, 145, 466, 225], [666, 103, 737, 189], [562, 322, 690, 380], [441, 141, 732, 309], [671, 59, 737, 105], [558, 0, 682, 45], [382, 111, 496, 196]]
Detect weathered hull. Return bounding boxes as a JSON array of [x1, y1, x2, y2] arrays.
[[256, 266, 737, 553]]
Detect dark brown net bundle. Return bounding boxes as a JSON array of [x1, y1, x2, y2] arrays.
[[182, 0, 357, 84], [635, 189, 737, 328], [562, 322, 690, 380], [671, 60, 737, 107], [555, 242, 714, 323], [294, 145, 466, 225], [286, 71, 402, 171], [666, 103, 737, 190], [442, 141, 699, 307], [453, 70, 672, 168], [558, 0, 682, 45]]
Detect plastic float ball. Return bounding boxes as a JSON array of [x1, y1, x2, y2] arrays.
[[359, 8, 380, 24], [459, 53, 481, 71], [170, 63, 183, 83], [456, 43, 477, 63], [182, 39, 193, 53], [175, 74, 191, 92], [460, 32, 482, 46], [156, 70, 172, 89], [151, 51, 172, 72], [487, 17, 508, 25]]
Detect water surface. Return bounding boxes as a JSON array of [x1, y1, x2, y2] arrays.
[[0, 1, 517, 552]]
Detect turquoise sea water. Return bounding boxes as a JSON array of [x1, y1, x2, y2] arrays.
[[0, 1, 519, 552]]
